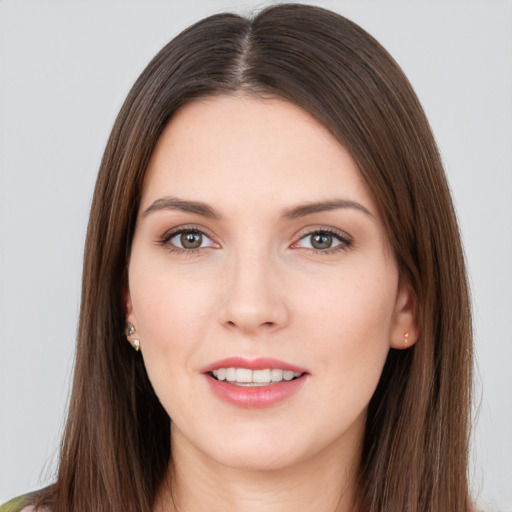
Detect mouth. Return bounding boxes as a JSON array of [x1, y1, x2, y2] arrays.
[[202, 357, 309, 408], [209, 367, 304, 386]]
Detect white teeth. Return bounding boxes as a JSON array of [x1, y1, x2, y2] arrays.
[[271, 369, 284, 382], [283, 370, 295, 381], [211, 367, 302, 385], [253, 369, 271, 383], [236, 368, 252, 382]]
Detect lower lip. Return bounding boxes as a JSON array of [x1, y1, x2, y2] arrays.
[[205, 374, 308, 408]]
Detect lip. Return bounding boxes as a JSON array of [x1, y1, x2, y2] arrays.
[[200, 356, 309, 374], [201, 357, 310, 408]]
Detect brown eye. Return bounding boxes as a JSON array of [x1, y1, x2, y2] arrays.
[[294, 229, 351, 253], [180, 231, 203, 249], [310, 233, 333, 249], [166, 229, 215, 251]]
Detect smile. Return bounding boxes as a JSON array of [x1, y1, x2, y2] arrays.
[[202, 357, 309, 408], [210, 368, 303, 386]]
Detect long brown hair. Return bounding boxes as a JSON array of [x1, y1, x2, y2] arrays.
[[35, 4, 472, 511]]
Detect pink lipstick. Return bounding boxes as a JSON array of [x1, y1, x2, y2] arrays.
[[201, 357, 309, 408]]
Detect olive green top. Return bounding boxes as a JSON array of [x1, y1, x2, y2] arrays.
[[0, 493, 37, 512]]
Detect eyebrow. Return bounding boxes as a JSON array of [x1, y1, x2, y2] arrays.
[[281, 199, 373, 220], [142, 197, 221, 219], [142, 196, 373, 220]]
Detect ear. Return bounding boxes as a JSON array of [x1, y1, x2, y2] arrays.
[[123, 287, 136, 325], [389, 283, 419, 349], [123, 288, 141, 351]]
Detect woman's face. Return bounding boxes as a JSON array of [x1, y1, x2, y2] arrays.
[[126, 95, 415, 472]]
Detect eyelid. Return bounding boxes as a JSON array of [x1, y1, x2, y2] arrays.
[[291, 226, 353, 252], [157, 224, 220, 252], [156, 223, 353, 254]]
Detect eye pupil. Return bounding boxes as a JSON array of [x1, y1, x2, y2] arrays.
[[311, 233, 332, 249], [180, 231, 202, 249]]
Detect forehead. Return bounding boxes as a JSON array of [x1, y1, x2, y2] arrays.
[[141, 95, 373, 212]]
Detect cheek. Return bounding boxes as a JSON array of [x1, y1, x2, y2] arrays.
[[127, 258, 216, 399], [130, 252, 214, 336], [299, 260, 397, 339], [297, 262, 397, 390]]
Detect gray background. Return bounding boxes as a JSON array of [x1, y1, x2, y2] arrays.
[[1, 1, 511, 510]]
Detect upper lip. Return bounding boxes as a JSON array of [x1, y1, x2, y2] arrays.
[[200, 357, 309, 374]]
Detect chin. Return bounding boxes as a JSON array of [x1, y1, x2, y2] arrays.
[[187, 423, 308, 472], [211, 444, 301, 472]]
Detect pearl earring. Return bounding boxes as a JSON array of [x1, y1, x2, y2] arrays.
[[125, 322, 140, 352]]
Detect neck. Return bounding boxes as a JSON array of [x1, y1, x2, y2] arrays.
[[156, 420, 363, 512]]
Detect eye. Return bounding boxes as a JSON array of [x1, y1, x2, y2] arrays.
[[171, 230, 209, 249], [159, 227, 217, 253], [293, 228, 352, 253]]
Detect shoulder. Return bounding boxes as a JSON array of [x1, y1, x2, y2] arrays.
[[0, 494, 51, 512]]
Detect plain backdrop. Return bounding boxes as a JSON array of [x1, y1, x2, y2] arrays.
[[1, 0, 511, 510]]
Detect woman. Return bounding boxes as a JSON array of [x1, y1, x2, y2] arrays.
[[2, 3, 473, 511]]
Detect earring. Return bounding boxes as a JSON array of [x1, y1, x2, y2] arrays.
[[404, 332, 410, 344], [125, 322, 135, 336], [125, 322, 140, 352]]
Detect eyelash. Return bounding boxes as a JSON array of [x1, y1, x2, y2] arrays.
[[157, 225, 216, 256], [293, 227, 353, 255], [157, 225, 353, 256]]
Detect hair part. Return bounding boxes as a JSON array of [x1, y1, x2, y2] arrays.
[[35, 4, 472, 511]]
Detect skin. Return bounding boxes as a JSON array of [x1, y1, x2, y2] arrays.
[[126, 95, 417, 512]]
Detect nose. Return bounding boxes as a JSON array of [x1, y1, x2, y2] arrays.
[[218, 249, 289, 335]]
